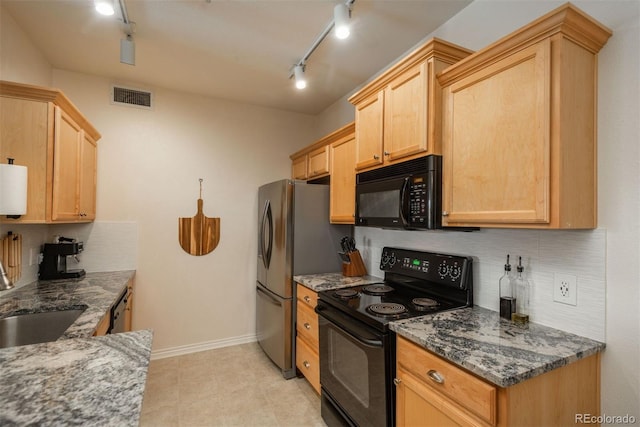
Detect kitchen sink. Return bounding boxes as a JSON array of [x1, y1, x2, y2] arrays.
[[0, 308, 86, 349]]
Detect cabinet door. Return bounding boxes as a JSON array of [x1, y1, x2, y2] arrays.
[[355, 91, 384, 170], [307, 145, 330, 178], [330, 135, 356, 224], [396, 367, 490, 427], [79, 132, 97, 220], [291, 155, 308, 180], [51, 106, 82, 221], [384, 63, 428, 162], [442, 41, 551, 226]]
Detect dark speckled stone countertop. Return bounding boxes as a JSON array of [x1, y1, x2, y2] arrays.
[[0, 271, 153, 426], [390, 306, 605, 388], [294, 272, 383, 292]]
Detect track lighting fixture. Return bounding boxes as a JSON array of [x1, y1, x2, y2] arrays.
[[294, 65, 307, 90], [289, 0, 355, 90], [334, 3, 351, 40], [118, 0, 135, 66]]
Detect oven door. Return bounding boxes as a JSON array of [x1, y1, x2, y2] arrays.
[[317, 301, 393, 427]]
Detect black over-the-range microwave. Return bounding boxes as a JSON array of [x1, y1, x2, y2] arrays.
[[356, 155, 442, 230]]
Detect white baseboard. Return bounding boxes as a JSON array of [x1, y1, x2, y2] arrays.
[[150, 334, 257, 360]]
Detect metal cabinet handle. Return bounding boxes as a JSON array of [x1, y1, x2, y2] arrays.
[[304, 322, 311, 330], [303, 295, 311, 303], [303, 361, 310, 369], [427, 370, 444, 384], [393, 378, 401, 386], [384, 151, 390, 156], [442, 211, 449, 217], [373, 155, 380, 160]]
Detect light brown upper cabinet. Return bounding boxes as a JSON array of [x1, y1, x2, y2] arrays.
[[329, 123, 356, 224], [349, 38, 473, 172], [438, 4, 612, 229], [0, 81, 101, 223], [290, 142, 329, 181]]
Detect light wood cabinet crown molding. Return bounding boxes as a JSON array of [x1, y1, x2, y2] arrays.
[[437, 3, 612, 86], [289, 122, 355, 160], [348, 38, 474, 105], [0, 80, 101, 141]]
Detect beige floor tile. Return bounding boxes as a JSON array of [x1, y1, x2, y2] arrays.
[[140, 342, 327, 427]]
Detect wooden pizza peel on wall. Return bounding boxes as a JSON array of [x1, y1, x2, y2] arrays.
[[178, 179, 220, 256]]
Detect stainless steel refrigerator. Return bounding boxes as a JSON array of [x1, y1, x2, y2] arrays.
[[256, 179, 348, 379]]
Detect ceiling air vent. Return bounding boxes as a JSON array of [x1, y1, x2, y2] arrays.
[[111, 85, 153, 110]]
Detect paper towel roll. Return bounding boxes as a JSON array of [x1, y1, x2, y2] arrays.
[[0, 163, 28, 215]]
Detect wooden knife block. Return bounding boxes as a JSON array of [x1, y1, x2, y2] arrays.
[[342, 250, 367, 277]]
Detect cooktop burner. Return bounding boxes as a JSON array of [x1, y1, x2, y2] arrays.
[[317, 247, 474, 332], [335, 289, 359, 299], [412, 297, 439, 310], [367, 303, 407, 317], [362, 284, 395, 295]]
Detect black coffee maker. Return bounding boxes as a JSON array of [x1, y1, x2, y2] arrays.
[[39, 237, 86, 280]]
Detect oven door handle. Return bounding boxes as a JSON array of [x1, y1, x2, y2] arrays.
[[316, 305, 383, 348]]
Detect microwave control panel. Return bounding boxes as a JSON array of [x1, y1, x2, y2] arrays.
[[408, 176, 429, 225]]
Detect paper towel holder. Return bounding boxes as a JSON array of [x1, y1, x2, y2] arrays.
[[0, 158, 28, 219]]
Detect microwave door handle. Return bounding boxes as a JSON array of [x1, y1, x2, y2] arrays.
[[399, 177, 410, 227]]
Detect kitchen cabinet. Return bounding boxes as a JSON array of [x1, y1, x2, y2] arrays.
[[92, 277, 134, 336], [329, 123, 356, 224], [291, 155, 308, 180], [295, 283, 320, 394], [348, 38, 472, 172], [0, 80, 101, 224], [438, 4, 612, 229], [93, 314, 110, 337], [395, 336, 601, 427]]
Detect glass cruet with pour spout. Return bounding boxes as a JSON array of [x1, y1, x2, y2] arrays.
[[511, 256, 530, 325], [499, 254, 515, 320]]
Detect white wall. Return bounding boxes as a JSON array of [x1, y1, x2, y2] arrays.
[[49, 70, 316, 352], [0, 6, 51, 85], [318, 0, 640, 422]]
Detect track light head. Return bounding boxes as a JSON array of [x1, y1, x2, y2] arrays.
[[334, 3, 350, 39], [294, 65, 307, 90], [120, 34, 135, 65]]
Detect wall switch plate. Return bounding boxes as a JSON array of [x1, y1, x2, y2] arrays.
[[554, 273, 577, 306]]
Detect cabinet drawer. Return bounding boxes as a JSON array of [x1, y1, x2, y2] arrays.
[[397, 336, 496, 425], [296, 283, 317, 309], [296, 336, 320, 394], [296, 301, 319, 349]]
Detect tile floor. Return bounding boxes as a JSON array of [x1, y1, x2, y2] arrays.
[[139, 342, 327, 427]]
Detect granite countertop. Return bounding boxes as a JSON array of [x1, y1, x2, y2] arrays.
[[294, 272, 383, 292], [0, 329, 153, 426], [0, 270, 136, 339], [390, 306, 606, 388], [0, 271, 153, 426]]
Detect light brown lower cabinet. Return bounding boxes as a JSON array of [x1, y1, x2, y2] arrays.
[[395, 336, 601, 427], [92, 277, 135, 336], [296, 284, 320, 394]]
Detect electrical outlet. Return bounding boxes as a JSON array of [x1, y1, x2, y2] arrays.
[[553, 273, 577, 306]]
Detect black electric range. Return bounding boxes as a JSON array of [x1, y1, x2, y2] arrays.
[[318, 246, 474, 332]]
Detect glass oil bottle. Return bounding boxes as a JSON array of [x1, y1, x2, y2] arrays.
[[511, 256, 530, 325], [499, 255, 515, 320]]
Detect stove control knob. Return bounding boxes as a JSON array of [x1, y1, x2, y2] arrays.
[[380, 252, 390, 269], [438, 262, 450, 279], [388, 255, 397, 268], [450, 264, 462, 281]]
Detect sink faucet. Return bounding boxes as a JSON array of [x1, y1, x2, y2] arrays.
[[0, 259, 14, 291]]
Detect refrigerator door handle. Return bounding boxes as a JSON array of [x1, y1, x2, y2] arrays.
[[261, 200, 273, 269]]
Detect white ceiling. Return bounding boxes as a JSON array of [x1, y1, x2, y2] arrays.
[[2, 0, 472, 115]]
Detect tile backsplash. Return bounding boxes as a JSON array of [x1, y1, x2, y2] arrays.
[[355, 227, 606, 342], [0, 222, 138, 289]]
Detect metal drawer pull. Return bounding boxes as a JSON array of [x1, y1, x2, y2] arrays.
[[393, 378, 401, 386], [303, 296, 311, 303], [427, 370, 444, 384], [304, 322, 311, 330], [303, 361, 310, 369]]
